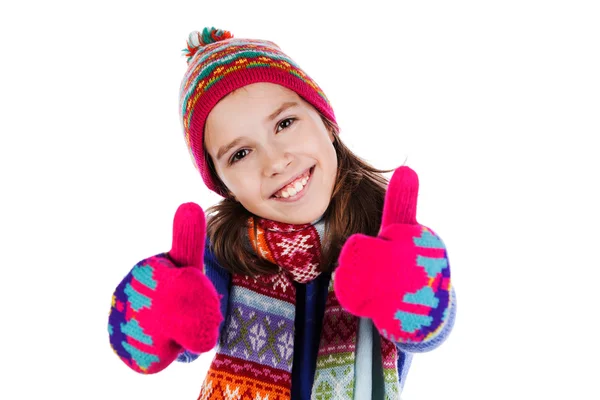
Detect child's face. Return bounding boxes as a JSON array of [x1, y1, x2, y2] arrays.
[[205, 82, 338, 224]]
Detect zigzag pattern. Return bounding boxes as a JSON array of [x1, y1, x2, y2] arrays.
[[201, 217, 403, 399], [310, 278, 357, 398], [180, 38, 331, 160], [198, 369, 290, 400], [108, 257, 164, 373], [381, 339, 401, 399], [388, 226, 451, 343], [312, 364, 354, 400]]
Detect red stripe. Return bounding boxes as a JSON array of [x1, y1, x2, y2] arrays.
[[207, 353, 292, 388]]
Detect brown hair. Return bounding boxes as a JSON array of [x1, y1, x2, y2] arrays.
[[204, 116, 395, 277]]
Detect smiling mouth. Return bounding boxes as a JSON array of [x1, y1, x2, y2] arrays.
[[271, 166, 314, 199]]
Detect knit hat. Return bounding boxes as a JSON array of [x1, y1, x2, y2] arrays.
[[178, 27, 338, 196]]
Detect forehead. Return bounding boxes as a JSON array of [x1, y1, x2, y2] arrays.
[[205, 83, 304, 144], [214, 82, 299, 115]]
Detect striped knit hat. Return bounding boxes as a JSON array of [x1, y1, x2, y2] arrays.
[[178, 27, 338, 196]]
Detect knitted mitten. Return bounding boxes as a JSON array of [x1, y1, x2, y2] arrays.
[[108, 202, 223, 374], [334, 166, 452, 343]]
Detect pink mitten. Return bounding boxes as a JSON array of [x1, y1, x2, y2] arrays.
[[108, 203, 223, 374], [334, 166, 451, 343]]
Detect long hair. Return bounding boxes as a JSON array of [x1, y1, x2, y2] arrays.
[[204, 116, 395, 277]]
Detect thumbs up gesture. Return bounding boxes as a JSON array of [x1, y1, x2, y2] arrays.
[[334, 167, 452, 343], [108, 203, 223, 374]]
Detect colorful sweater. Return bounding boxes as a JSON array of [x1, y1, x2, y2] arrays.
[[177, 239, 457, 399]]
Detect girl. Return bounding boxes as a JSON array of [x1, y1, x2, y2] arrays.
[[108, 27, 456, 400]]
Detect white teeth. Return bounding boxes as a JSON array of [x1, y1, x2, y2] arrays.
[[274, 169, 312, 199]]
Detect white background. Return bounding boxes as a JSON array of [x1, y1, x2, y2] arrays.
[[1, 0, 599, 399]]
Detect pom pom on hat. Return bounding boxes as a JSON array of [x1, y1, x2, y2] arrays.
[[183, 27, 234, 63]]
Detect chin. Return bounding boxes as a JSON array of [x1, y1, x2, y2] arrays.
[[251, 184, 333, 224], [251, 202, 325, 224], [280, 215, 318, 225], [282, 203, 329, 225]]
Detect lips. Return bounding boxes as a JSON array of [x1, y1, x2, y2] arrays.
[[270, 166, 314, 198]]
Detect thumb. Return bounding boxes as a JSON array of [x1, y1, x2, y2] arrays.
[[381, 166, 419, 227], [168, 202, 206, 269]]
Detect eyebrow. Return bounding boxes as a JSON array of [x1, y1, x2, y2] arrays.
[[215, 101, 299, 161], [266, 101, 298, 122], [216, 137, 243, 161]]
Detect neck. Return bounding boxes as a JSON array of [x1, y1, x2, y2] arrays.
[[255, 212, 326, 232]]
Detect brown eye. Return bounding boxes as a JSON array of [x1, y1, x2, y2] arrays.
[[230, 149, 249, 164], [277, 118, 296, 132]]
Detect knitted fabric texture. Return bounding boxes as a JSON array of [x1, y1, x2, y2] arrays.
[[109, 256, 169, 373], [334, 166, 452, 344], [178, 27, 338, 196], [108, 254, 222, 373], [197, 216, 401, 399], [108, 203, 223, 374]]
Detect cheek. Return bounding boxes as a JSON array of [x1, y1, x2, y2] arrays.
[[221, 167, 262, 198], [215, 168, 239, 195], [327, 157, 338, 187], [322, 142, 338, 179]]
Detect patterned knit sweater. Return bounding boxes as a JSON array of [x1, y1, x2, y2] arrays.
[[177, 239, 457, 399]]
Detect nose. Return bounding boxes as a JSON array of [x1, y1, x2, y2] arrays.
[[261, 145, 292, 177]]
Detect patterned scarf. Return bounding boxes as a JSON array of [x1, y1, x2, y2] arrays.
[[198, 216, 400, 400]]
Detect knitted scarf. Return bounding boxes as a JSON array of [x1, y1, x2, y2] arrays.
[[197, 216, 401, 400]]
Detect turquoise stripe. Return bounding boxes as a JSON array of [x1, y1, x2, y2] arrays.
[[181, 45, 300, 112], [131, 264, 157, 290], [231, 286, 295, 320], [122, 341, 160, 370], [124, 283, 152, 312], [183, 47, 295, 107], [413, 230, 445, 249], [403, 286, 439, 308], [108, 323, 113, 336], [192, 40, 297, 72], [416, 255, 448, 278], [183, 43, 292, 92], [121, 319, 153, 345], [394, 310, 433, 333]]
